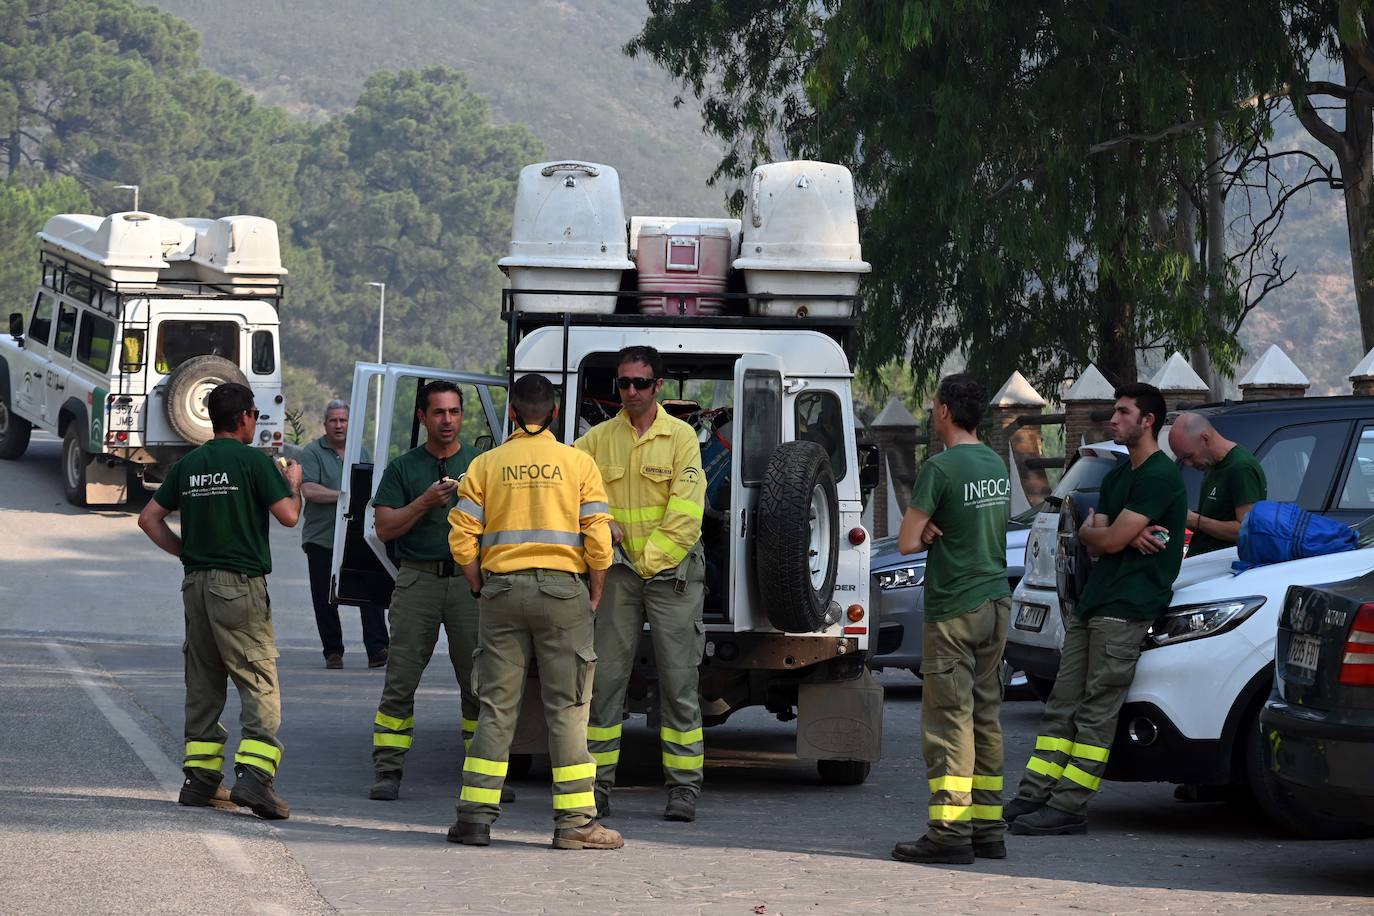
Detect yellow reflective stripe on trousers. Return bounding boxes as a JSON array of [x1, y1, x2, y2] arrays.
[[461, 719, 479, 733], [373, 733, 413, 749], [971, 804, 1003, 820], [185, 741, 225, 757], [185, 756, 224, 771], [928, 774, 974, 793], [611, 505, 666, 524], [375, 711, 415, 732], [1026, 756, 1063, 780], [971, 774, 1004, 791], [660, 725, 703, 746], [552, 762, 597, 782], [1063, 764, 1102, 791], [553, 791, 596, 810], [586, 724, 622, 741], [463, 757, 509, 777], [663, 752, 704, 770], [1035, 735, 1072, 754], [592, 750, 620, 765], [929, 804, 974, 822], [1070, 742, 1110, 763], [460, 786, 503, 805], [648, 528, 689, 564], [666, 496, 704, 520]]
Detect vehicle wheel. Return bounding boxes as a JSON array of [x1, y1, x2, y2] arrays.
[[62, 425, 89, 507], [1243, 703, 1373, 839], [0, 394, 32, 460], [817, 759, 871, 786], [507, 753, 534, 781], [165, 355, 248, 445], [756, 441, 839, 633], [1026, 674, 1056, 703]]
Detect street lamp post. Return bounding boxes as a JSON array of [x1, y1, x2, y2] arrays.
[[367, 281, 386, 444], [114, 184, 140, 212]]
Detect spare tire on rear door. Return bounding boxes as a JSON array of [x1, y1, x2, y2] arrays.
[[756, 440, 839, 633], [165, 355, 249, 445]]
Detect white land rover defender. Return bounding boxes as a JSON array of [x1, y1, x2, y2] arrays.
[[0, 211, 287, 505], [329, 159, 886, 784]]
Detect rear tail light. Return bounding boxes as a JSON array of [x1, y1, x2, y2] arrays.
[[1339, 603, 1374, 686]]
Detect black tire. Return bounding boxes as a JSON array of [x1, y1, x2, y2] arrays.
[[1025, 674, 1056, 703], [165, 355, 248, 444], [0, 393, 32, 460], [756, 441, 839, 633], [817, 759, 871, 786], [1244, 702, 1373, 838], [62, 425, 89, 507]]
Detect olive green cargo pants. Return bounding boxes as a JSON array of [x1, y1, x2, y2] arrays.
[[456, 569, 599, 828], [1014, 613, 1153, 816], [181, 569, 283, 786], [921, 596, 1011, 845], [371, 563, 480, 773], [587, 548, 705, 795]]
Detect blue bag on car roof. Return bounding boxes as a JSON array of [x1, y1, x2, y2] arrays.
[[1233, 500, 1358, 571]]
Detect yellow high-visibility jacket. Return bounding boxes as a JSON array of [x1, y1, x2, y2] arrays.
[[575, 407, 705, 579], [449, 428, 613, 575]]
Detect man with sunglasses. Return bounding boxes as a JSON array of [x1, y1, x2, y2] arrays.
[[366, 380, 511, 804], [138, 382, 302, 820], [576, 346, 708, 823]]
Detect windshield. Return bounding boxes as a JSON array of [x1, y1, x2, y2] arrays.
[[1013, 453, 1124, 524]]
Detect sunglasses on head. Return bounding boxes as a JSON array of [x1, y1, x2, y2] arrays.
[[615, 376, 656, 391]]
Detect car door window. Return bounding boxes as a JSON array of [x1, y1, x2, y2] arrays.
[[1337, 427, 1374, 511], [77, 311, 115, 374], [28, 294, 54, 347], [1255, 421, 1349, 511], [53, 302, 78, 357], [796, 390, 846, 481]]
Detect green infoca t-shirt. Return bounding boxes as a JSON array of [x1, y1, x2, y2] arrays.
[[908, 443, 1012, 621], [1076, 449, 1188, 621], [1188, 444, 1267, 557], [153, 438, 292, 577], [372, 442, 477, 562]]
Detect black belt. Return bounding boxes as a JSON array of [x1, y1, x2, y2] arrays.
[[400, 558, 461, 578]]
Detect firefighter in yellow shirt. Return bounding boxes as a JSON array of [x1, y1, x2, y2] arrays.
[[575, 346, 707, 823], [446, 373, 623, 850]]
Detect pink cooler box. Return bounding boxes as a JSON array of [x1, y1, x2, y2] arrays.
[[635, 222, 732, 315]]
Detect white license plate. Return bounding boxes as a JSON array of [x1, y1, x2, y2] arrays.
[[1014, 603, 1049, 632], [1287, 634, 1322, 673]]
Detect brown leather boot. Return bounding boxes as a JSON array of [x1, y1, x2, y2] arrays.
[[551, 819, 624, 850]]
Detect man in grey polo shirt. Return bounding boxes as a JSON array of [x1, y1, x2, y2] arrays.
[[300, 399, 389, 669]]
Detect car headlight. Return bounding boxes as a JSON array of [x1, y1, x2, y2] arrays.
[[877, 565, 925, 590], [1146, 596, 1265, 648]]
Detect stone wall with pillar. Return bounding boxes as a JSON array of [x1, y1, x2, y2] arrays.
[[1149, 352, 1209, 414], [1352, 347, 1374, 396], [1063, 364, 1116, 451], [870, 397, 921, 538], [987, 371, 1051, 508]]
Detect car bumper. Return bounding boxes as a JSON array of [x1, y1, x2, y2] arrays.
[[1105, 701, 1229, 785], [868, 580, 923, 671], [1002, 641, 1059, 681], [1261, 699, 1374, 824]]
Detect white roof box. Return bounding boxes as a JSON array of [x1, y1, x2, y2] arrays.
[[38, 212, 195, 287], [185, 215, 287, 287], [733, 161, 871, 274]]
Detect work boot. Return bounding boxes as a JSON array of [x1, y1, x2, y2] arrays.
[[663, 787, 697, 822], [551, 820, 625, 850], [369, 770, 402, 801], [1002, 796, 1043, 824], [501, 785, 516, 803], [891, 836, 975, 865], [367, 649, 389, 669], [594, 782, 612, 819], [325, 653, 343, 669], [973, 840, 1008, 859], [178, 771, 234, 810], [229, 765, 290, 820], [446, 821, 491, 846], [1009, 805, 1087, 836]]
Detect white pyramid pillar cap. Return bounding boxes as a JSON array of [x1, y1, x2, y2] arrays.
[[1237, 344, 1309, 388], [990, 370, 1046, 407], [1148, 352, 1208, 392], [1063, 364, 1116, 402], [1352, 346, 1374, 380], [872, 396, 920, 428]]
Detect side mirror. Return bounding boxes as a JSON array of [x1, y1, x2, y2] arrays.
[[8, 312, 22, 342], [474, 434, 495, 453], [857, 441, 880, 495]]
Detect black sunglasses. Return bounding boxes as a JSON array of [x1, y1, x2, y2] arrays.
[[245, 408, 260, 419], [615, 376, 657, 391]]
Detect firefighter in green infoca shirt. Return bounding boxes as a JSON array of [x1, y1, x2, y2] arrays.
[[138, 382, 303, 821], [1006, 382, 1187, 837], [890, 374, 1012, 866], [1167, 412, 1267, 557]]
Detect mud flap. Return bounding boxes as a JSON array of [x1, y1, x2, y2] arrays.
[[85, 457, 129, 505], [795, 667, 883, 763]]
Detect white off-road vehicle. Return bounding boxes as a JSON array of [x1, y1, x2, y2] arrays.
[[0, 211, 287, 505]]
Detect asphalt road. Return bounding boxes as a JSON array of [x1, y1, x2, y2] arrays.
[[3, 432, 1373, 914]]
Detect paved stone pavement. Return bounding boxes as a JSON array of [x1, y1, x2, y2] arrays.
[[2, 433, 1373, 913]]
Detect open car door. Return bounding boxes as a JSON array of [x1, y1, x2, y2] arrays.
[[330, 362, 507, 607], [728, 352, 785, 631]]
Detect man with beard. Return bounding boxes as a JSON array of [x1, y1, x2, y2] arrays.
[[1166, 412, 1266, 557], [1005, 383, 1186, 836]]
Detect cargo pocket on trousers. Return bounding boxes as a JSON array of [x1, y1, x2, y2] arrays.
[[692, 618, 707, 664], [243, 642, 280, 688], [470, 646, 484, 697], [208, 581, 253, 630], [918, 656, 960, 712], [1101, 643, 1142, 688], [574, 645, 597, 705]]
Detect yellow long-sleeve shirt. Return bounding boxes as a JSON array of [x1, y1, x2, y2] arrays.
[[449, 427, 612, 574], [575, 406, 705, 579]]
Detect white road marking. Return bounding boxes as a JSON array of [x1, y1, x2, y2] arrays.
[[44, 641, 258, 876]]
